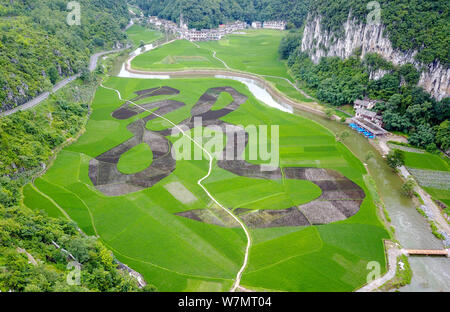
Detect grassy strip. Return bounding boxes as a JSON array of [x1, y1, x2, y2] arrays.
[[416, 207, 446, 240], [364, 175, 393, 236], [379, 255, 412, 291]]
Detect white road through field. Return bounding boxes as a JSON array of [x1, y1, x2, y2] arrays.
[[99, 83, 252, 292]]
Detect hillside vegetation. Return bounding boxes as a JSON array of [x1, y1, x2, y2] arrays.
[[0, 203, 145, 292], [310, 0, 449, 66], [0, 64, 158, 291], [286, 49, 449, 152], [0, 0, 129, 112], [280, 0, 449, 152], [131, 0, 311, 29]]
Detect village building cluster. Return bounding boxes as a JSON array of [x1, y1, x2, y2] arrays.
[[147, 15, 286, 42], [353, 99, 384, 127], [350, 99, 388, 137], [251, 21, 287, 30]]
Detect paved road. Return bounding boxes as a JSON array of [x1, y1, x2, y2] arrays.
[[1, 47, 130, 117]]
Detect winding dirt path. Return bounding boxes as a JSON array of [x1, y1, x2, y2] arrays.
[[99, 83, 252, 292], [212, 51, 230, 69], [125, 38, 324, 117]]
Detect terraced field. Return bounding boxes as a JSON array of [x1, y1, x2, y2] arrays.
[[126, 24, 163, 47], [23, 77, 389, 291]]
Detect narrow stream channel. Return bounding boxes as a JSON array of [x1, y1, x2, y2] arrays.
[[113, 50, 449, 292]]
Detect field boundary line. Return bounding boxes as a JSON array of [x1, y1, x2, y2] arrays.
[[30, 183, 72, 222], [58, 183, 99, 237], [244, 227, 323, 275], [188, 40, 229, 69], [126, 39, 324, 115], [260, 74, 315, 101], [107, 218, 144, 244], [100, 83, 252, 292], [101, 239, 236, 281], [110, 196, 241, 271], [205, 44, 314, 103], [212, 51, 230, 69], [235, 192, 286, 208], [39, 177, 99, 237]]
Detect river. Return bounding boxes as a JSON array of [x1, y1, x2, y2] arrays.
[[114, 47, 449, 292], [299, 110, 450, 292]]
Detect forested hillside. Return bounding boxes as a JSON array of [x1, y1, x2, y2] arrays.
[[286, 50, 449, 151], [0, 61, 158, 292], [281, 0, 449, 152], [0, 0, 129, 112], [309, 0, 449, 66], [130, 0, 311, 29], [0, 203, 146, 292]]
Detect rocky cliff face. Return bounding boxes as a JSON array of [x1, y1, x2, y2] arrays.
[[301, 13, 450, 100]]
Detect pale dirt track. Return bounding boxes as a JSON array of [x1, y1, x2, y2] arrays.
[[99, 83, 252, 292]]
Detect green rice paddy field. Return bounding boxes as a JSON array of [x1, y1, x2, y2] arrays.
[[126, 24, 162, 47], [23, 76, 389, 292], [399, 149, 450, 209], [131, 30, 315, 104]]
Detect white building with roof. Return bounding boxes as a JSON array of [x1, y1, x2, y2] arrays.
[[263, 21, 287, 30], [251, 21, 262, 29]]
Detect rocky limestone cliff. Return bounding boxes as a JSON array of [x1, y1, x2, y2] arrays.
[[301, 13, 450, 100]]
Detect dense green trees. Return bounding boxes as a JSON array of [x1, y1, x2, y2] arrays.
[[0, 0, 129, 111], [0, 78, 96, 209], [287, 46, 449, 151], [279, 31, 302, 60], [386, 150, 405, 170], [436, 121, 450, 152], [288, 52, 369, 106], [309, 0, 449, 66], [401, 178, 416, 198], [0, 203, 148, 292], [131, 0, 311, 29], [0, 71, 157, 292]]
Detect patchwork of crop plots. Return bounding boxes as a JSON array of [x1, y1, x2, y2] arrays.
[[24, 77, 389, 291], [398, 149, 450, 209]]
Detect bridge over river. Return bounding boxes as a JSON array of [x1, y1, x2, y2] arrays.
[[405, 249, 449, 257]]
